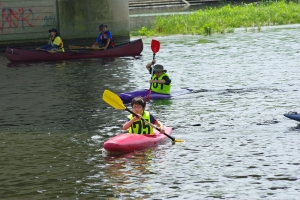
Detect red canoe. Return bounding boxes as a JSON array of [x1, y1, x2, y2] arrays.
[[6, 39, 143, 62], [103, 127, 172, 152]]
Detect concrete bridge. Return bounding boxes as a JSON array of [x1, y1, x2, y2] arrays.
[[0, 0, 219, 49]]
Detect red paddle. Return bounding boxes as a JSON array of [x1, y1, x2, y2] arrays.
[[147, 39, 160, 101]]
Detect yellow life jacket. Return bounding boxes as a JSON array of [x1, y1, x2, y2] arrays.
[[151, 73, 171, 94], [49, 36, 65, 52], [128, 111, 154, 134]]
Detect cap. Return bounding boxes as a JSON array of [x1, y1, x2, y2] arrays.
[[99, 24, 107, 31], [49, 28, 58, 33], [153, 64, 167, 73]]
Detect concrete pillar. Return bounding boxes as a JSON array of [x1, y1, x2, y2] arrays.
[[57, 0, 130, 39]]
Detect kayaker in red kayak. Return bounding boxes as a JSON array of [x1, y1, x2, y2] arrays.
[[122, 96, 165, 134], [146, 60, 171, 95], [92, 24, 115, 50], [36, 28, 65, 52]]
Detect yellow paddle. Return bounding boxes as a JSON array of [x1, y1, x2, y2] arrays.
[[102, 89, 184, 142]]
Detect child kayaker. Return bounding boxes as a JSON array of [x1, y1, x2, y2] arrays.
[[122, 96, 165, 134], [146, 60, 171, 95]]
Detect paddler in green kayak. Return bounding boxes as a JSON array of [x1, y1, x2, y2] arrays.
[[146, 60, 172, 95], [122, 96, 165, 134]]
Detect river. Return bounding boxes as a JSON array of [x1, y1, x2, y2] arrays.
[[1, 22, 300, 199]]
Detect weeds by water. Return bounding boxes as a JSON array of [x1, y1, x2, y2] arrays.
[[135, 0, 300, 36]]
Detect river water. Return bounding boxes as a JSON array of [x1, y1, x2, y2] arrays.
[[1, 23, 300, 199]]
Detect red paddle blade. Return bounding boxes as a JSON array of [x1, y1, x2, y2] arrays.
[[151, 39, 160, 54]]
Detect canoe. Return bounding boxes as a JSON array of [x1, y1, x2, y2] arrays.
[[118, 88, 193, 104], [5, 39, 143, 62], [103, 127, 172, 152], [284, 112, 300, 122]]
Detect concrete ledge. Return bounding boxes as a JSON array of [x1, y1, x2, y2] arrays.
[[128, 0, 220, 8]]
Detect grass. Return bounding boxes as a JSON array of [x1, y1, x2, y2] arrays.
[[134, 0, 300, 36]]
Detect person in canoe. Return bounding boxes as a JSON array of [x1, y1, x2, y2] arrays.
[[146, 60, 171, 95], [36, 28, 65, 52], [122, 96, 165, 134], [92, 24, 115, 50]]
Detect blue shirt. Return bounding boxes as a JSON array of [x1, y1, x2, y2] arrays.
[[96, 31, 113, 43]]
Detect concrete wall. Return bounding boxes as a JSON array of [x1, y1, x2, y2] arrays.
[[0, 0, 57, 42], [57, 0, 129, 39], [0, 0, 129, 48]]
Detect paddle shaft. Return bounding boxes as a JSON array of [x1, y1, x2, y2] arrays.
[[147, 53, 156, 101], [125, 108, 176, 141], [68, 45, 103, 50], [36, 48, 57, 53]]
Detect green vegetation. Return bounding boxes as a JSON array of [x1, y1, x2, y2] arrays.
[[135, 0, 300, 36]]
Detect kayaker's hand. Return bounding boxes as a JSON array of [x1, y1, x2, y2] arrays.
[[133, 114, 142, 121], [152, 60, 156, 64], [159, 128, 165, 134]]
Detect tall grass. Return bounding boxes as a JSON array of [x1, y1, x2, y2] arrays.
[[136, 1, 300, 36]]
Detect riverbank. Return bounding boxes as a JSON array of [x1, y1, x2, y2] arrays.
[[135, 1, 300, 36]]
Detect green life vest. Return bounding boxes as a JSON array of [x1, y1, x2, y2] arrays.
[[151, 73, 171, 94], [128, 111, 154, 134]]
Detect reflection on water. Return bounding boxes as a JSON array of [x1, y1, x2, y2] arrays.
[[1, 24, 300, 199], [6, 60, 67, 69], [99, 146, 170, 199], [0, 57, 139, 133]]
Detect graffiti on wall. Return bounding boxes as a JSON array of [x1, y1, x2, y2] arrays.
[[0, 8, 39, 32], [44, 15, 55, 26], [0, 6, 56, 34]]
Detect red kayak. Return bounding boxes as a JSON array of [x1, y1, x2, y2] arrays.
[[6, 39, 143, 62], [103, 127, 172, 152]]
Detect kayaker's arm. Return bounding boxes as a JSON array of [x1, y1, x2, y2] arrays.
[[122, 116, 140, 130], [149, 75, 171, 84], [149, 79, 166, 84], [154, 120, 165, 134], [91, 42, 98, 48], [92, 39, 110, 50], [103, 38, 110, 50], [146, 60, 156, 73]]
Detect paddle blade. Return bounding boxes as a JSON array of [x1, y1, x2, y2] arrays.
[[102, 90, 126, 110], [151, 39, 160, 54]]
